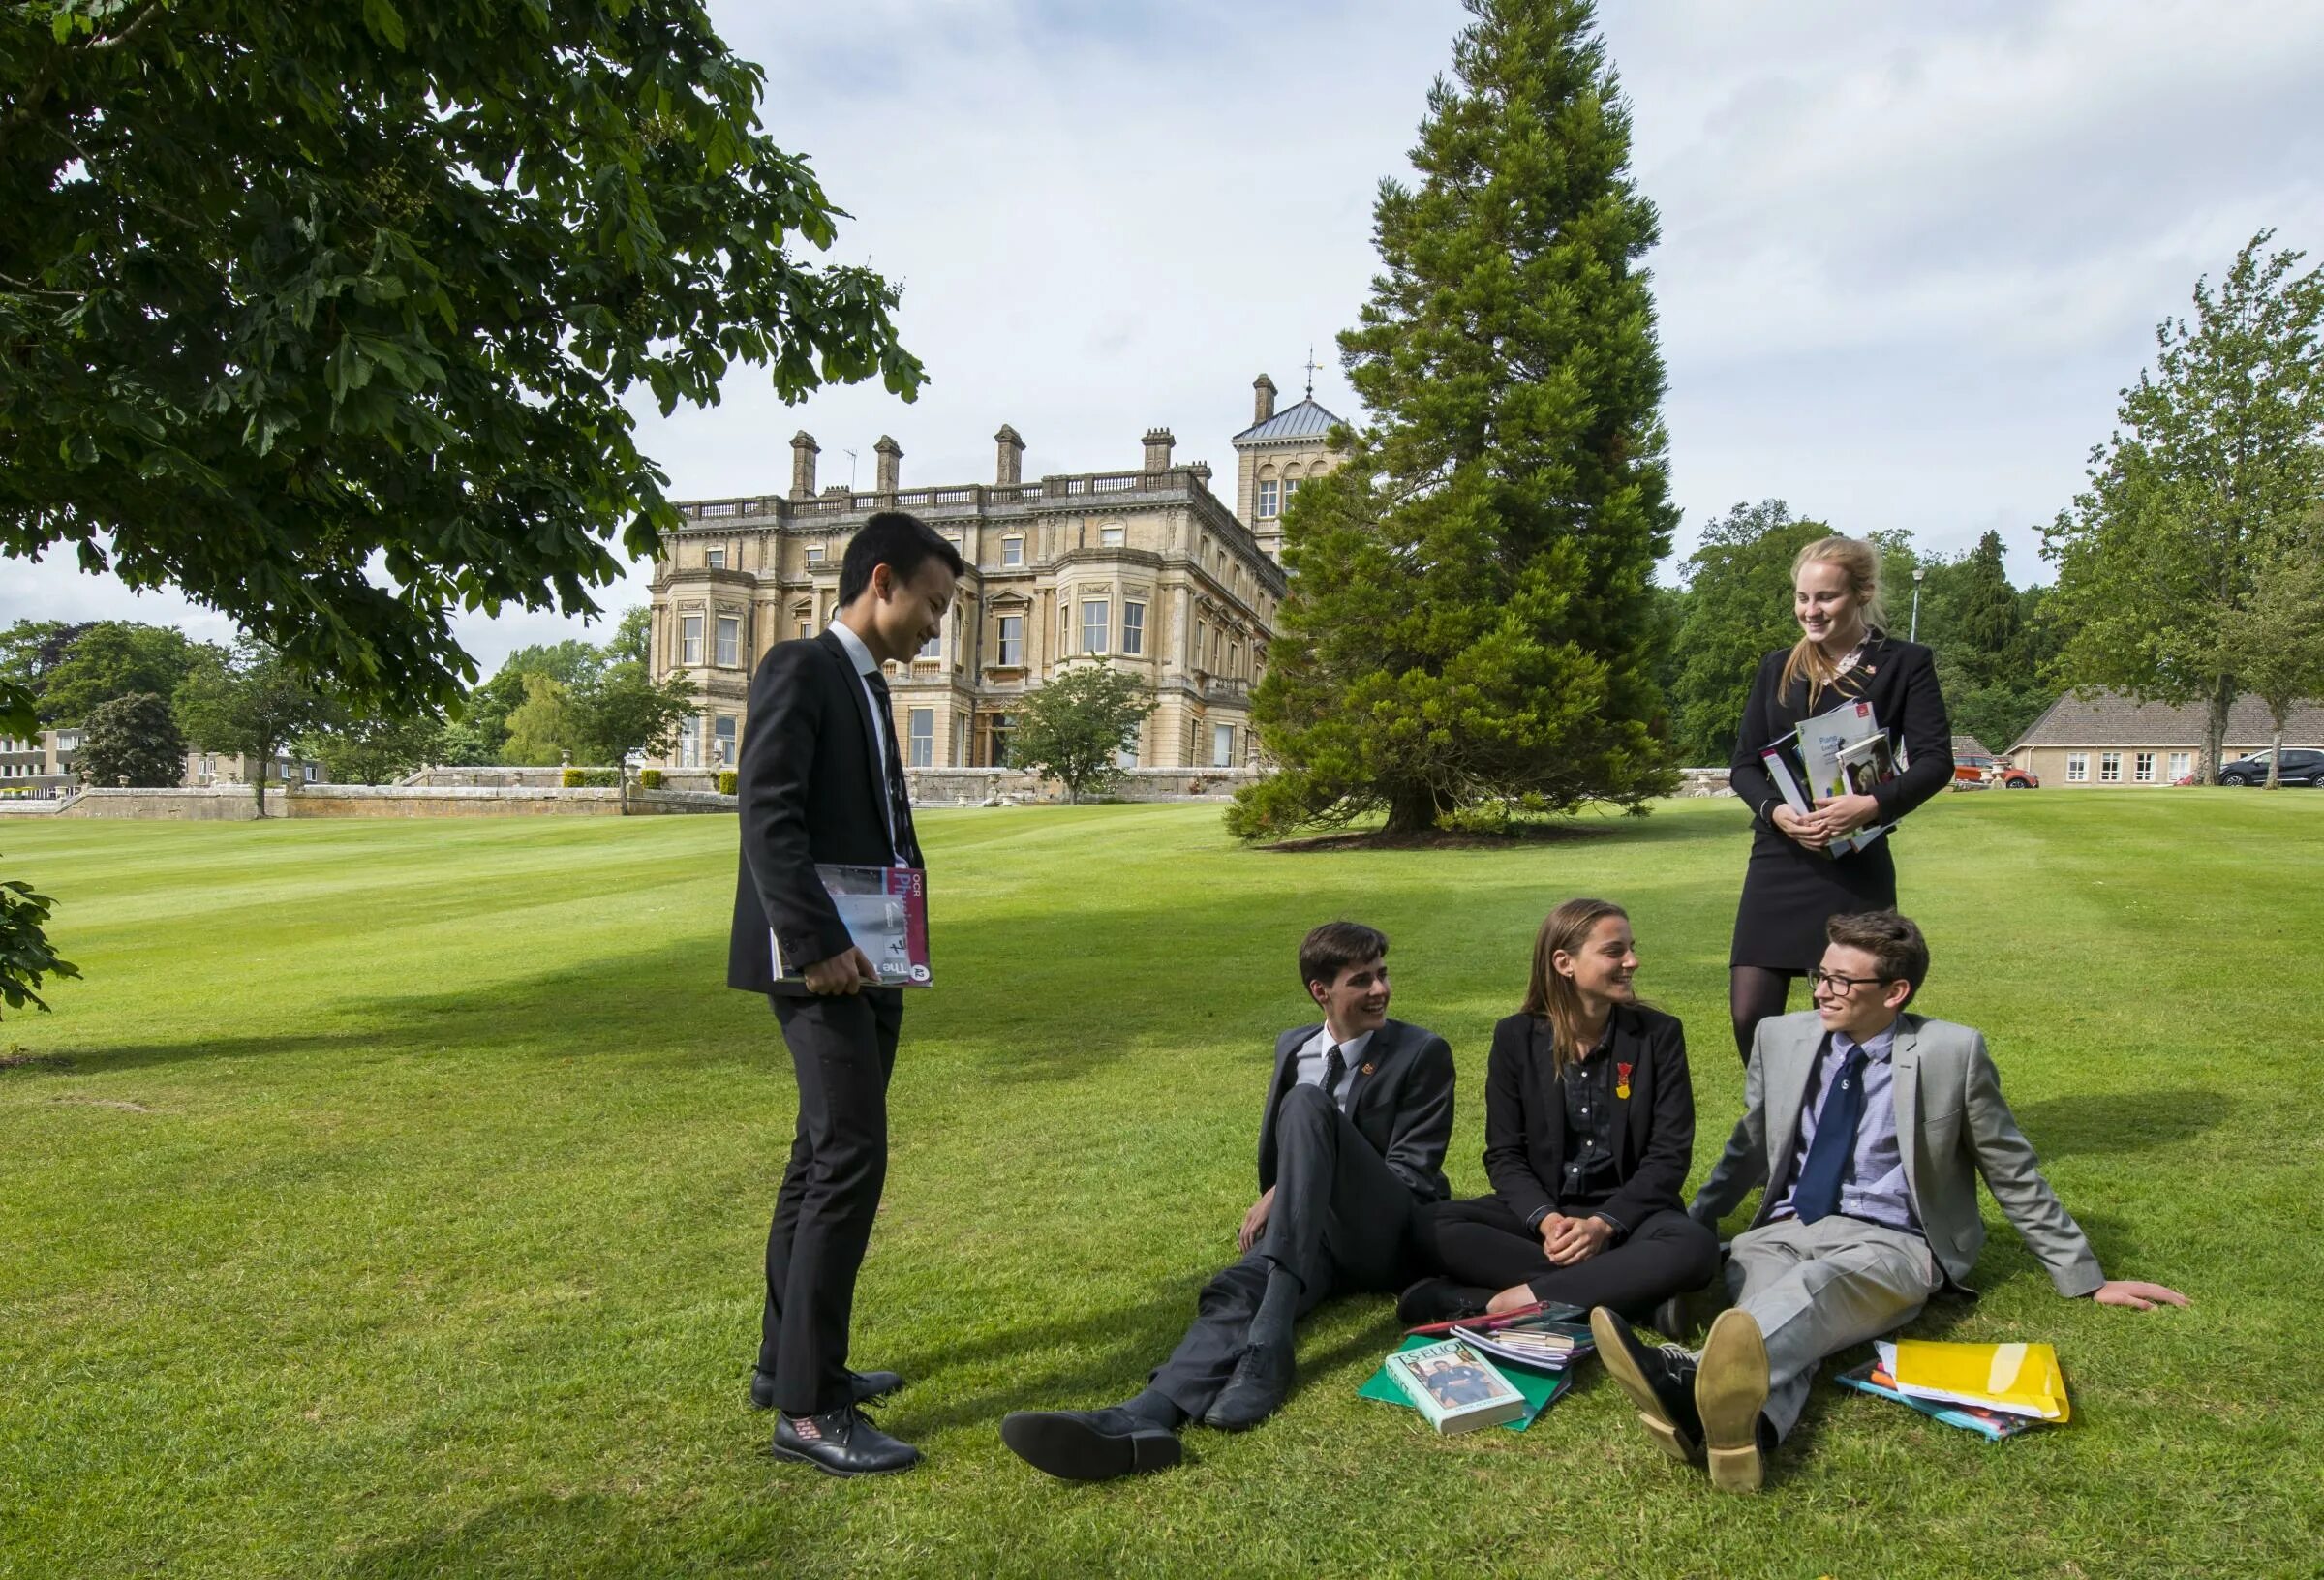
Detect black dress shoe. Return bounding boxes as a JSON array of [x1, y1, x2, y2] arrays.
[[999, 1408, 1183, 1481], [750, 1368, 904, 1412], [1203, 1341, 1294, 1432], [1590, 1305, 1704, 1465], [1396, 1277, 1494, 1328], [770, 1405, 921, 1477]]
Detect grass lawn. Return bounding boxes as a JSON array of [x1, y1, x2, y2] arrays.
[[2, 791, 2319, 1578]]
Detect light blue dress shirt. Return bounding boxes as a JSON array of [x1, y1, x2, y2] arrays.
[[1773, 1021, 1922, 1236], [1292, 1025, 1374, 1116]]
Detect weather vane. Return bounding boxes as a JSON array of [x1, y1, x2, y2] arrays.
[[1303, 345, 1323, 401]]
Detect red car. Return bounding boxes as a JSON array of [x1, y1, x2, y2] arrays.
[[1951, 754, 2039, 789]]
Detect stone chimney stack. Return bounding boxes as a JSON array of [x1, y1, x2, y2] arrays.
[[1252, 373, 1278, 425], [1142, 427, 1175, 472], [789, 431, 819, 500], [873, 435, 902, 497], [994, 424, 1024, 486]]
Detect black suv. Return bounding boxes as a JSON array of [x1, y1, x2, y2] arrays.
[[2218, 747, 2324, 787]]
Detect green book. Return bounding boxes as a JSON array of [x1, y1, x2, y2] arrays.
[[1360, 1334, 1572, 1432]]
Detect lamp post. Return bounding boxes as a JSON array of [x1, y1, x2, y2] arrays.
[[1910, 565, 1928, 643]]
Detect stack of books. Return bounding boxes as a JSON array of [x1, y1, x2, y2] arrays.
[[1760, 698, 1906, 858], [1837, 1339, 2071, 1442], [1447, 1314, 1598, 1375]]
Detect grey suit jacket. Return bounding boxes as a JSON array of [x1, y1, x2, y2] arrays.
[[1691, 1011, 2103, 1297]]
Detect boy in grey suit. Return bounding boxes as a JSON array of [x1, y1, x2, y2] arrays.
[[1594, 910, 2186, 1492]]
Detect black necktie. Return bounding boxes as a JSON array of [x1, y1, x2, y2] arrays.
[[1322, 1044, 1347, 1107], [1794, 1045, 1867, 1224], [860, 668, 921, 867]]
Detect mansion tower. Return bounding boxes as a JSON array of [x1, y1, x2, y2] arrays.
[[647, 375, 1345, 773]]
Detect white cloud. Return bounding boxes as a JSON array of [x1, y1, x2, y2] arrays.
[[6, 0, 2319, 664]]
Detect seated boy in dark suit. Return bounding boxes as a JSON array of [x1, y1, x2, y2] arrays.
[[1001, 922, 1454, 1480]]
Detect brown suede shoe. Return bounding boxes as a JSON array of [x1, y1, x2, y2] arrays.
[[1695, 1308, 1771, 1494]]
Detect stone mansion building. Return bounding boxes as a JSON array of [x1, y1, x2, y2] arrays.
[[647, 374, 1344, 773]]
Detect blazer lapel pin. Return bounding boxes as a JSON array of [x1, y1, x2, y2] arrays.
[[1616, 1062, 1633, 1100], [1361, 1062, 1376, 1076]]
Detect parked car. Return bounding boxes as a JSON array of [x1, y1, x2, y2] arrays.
[[2218, 747, 2324, 787], [1994, 764, 2039, 788]]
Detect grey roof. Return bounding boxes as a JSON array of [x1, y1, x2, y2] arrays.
[[1233, 398, 1345, 444], [2009, 688, 2324, 752], [1951, 733, 1995, 760]]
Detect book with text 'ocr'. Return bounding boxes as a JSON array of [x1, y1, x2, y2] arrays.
[[770, 865, 932, 988]]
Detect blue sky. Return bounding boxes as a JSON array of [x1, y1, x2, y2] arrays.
[[7, 0, 2319, 672]]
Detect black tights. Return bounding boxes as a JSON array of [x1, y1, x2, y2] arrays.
[[1728, 965, 1798, 1065]]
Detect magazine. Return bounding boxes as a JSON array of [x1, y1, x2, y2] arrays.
[[1383, 1339, 1530, 1435], [1836, 1360, 2052, 1442], [1760, 699, 1903, 858], [1447, 1317, 1598, 1374], [770, 865, 932, 988], [1879, 1339, 2070, 1421]]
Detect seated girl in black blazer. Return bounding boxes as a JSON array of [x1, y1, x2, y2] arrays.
[[1403, 898, 1718, 1323]]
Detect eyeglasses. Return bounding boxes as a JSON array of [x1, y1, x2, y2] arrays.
[[1808, 967, 1892, 995]]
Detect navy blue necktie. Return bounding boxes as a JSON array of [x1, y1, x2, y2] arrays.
[[1322, 1045, 1347, 1106], [1793, 1045, 1867, 1225]]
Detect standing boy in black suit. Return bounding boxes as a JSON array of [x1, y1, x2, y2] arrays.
[[728, 511, 963, 1477], [1000, 922, 1456, 1481]]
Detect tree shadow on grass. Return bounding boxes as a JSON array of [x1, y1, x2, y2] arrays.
[[2008, 1089, 2227, 1160]]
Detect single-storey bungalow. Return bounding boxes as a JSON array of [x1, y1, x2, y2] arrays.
[[2008, 690, 2324, 785]]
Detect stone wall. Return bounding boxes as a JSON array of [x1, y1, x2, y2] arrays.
[[1674, 768, 1732, 797], [904, 766, 1261, 805]]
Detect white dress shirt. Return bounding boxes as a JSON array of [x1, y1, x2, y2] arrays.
[[827, 620, 897, 851], [1293, 1024, 1376, 1115]]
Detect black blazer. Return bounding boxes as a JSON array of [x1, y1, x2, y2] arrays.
[[1257, 1018, 1454, 1203], [1480, 1004, 1694, 1232], [726, 631, 916, 995], [1727, 633, 1953, 842]]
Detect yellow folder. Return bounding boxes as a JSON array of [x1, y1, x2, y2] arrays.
[[1882, 1340, 2071, 1422]]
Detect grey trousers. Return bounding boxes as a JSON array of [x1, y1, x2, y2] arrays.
[[1148, 1083, 1418, 1416], [1723, 1214, 1943, 1440]]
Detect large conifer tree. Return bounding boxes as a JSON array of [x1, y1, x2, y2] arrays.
[[1229, 0, 1677, 839]]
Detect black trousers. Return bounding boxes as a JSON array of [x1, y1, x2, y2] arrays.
[[758, 988, 904, 1415], [1149, 1083, 1421, 1416], [1412, 1196, 1720, 1319]]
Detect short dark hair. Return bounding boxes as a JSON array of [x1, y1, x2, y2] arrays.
[[1825, 910, 1930, 1002], [838, 511, 964, 608], [1300, 921, 1389, 992]]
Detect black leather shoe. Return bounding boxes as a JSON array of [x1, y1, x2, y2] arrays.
[[1203, 1341, 1295, 1432], [770, 1406, 921, 1477], [1590, 1305, 1703, 1465], [751, 1368, 904, 1412], [1396, 1277, 1494, 1328], [999, 1408, 1183, 1481]]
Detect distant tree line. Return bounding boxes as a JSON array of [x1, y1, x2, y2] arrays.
[[0, 609, 695, 808]]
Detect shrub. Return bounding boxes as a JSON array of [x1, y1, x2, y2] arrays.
[[583, 768, 619, 787], [638, 769, 663, 790], [560, 768, 583, 787], [717, 770, 738, 796]]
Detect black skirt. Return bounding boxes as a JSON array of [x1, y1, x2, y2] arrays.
[[1728, 827, 1899, 971]]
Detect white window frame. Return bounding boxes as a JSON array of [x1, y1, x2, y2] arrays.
[[1081, 597, 1110, 655], [1212, 723, 1235, 768], [1001, 535, 1024, 567], [2134, 751, 2156, 783], [714, 714, 737, 766], [1100, 525, 1125, 548], [2066, 752, 2089, 783], [715, 615, 740, 668], [2168, 751, 2192, 780], [907, 708, 934, 769], [678, 717, 700, 768], [1256, 479, 1279, 519], [680, 615, 703, 665], [706, 548, 725, 570], [1121, 600, 1146, 656], [805, 543, 825, 565], [2099, 751, 2122, 783], [997, 614, 1024, 667]]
